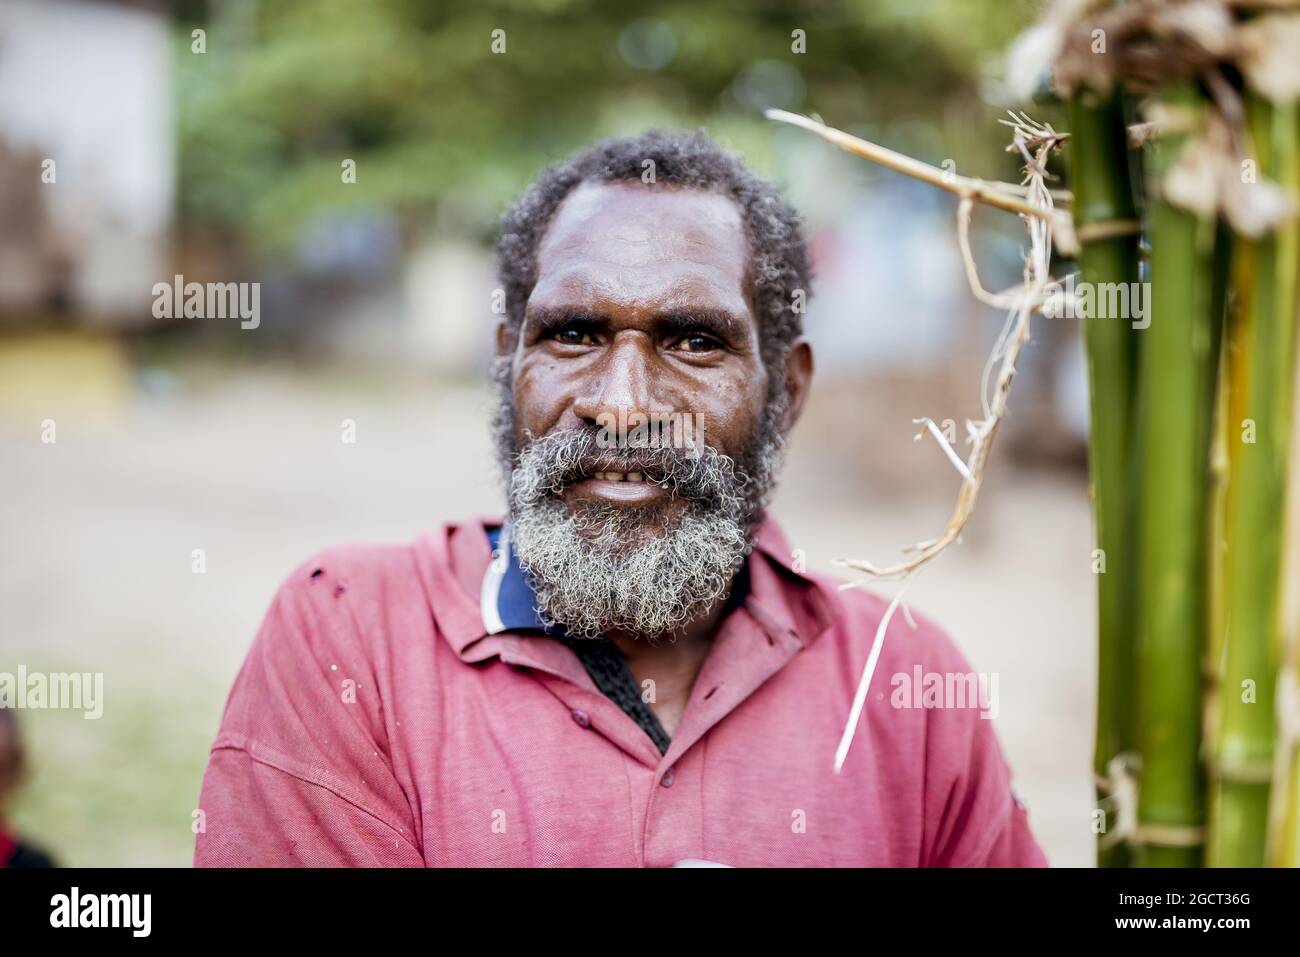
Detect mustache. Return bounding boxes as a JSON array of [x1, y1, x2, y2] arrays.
[[511, 427, 742, 503]]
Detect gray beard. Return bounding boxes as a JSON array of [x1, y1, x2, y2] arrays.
[[493, 362, 786, 642], [510, 492, 751, 642]]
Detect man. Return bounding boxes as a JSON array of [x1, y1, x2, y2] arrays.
[[194, 130, 1047, 867]]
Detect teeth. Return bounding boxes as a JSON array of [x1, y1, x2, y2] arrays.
[[627, 472, 642, 482], [592, 471, 645, 483]]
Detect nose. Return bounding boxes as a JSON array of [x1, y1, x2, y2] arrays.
[[570, 331, 672, 428]]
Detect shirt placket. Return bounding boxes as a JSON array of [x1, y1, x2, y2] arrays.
[[485, 585, 808, 867], [499, 636, 665, 768], [641, 602, 804, 867]]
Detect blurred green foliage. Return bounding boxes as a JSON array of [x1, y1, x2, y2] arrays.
[[178, 0, 1040, 254]]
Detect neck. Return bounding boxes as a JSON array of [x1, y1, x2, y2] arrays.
[[605, 590, 733, 738]]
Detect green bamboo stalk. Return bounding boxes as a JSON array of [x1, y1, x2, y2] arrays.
[[1068, 90, 1142, 868], [1134, 81, 1221, 867], [1203, 222, 1238, 814], [1270, 118, 1300, 863], [1205, 327, 1232, 735], [1210, 95, 1300, 866]]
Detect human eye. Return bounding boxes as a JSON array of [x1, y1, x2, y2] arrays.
[[550, 321, 599, 347], [670, 332, 721, 353]]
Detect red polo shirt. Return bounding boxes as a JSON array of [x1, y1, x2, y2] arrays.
[[194, 516, 1047, 867]]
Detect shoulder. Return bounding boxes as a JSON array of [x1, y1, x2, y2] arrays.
[[273, 540, 424, 605], [748, 517, 972, 675], [246, 521, 491, 675], [241, 539, 433, 686], [265, 532, 462, 629], [217, 537, 442, 751]]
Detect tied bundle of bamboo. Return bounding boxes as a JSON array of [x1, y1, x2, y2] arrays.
[[767, 1, 1299, 868], [1018, 0, 1300, 867]]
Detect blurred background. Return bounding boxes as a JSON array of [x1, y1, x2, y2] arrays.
[[0, 0, 1095, 866]]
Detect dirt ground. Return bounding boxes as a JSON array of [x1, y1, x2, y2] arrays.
[[0, 358, 1096, 866]]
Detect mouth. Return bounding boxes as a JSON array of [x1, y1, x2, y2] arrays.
[[565, 470, 671, 506]]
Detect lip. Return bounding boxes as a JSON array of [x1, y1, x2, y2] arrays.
[[565, 477, 670, 505]]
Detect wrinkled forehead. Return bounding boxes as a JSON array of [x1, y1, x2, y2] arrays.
[[530, 180, 753, 320]]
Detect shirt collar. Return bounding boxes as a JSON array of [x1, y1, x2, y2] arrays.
[[479, 524, 564, 636]]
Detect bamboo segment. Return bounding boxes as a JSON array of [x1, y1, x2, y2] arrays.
[[1211, 96, 1300, 866], [1203, 218, 1243, 831], [1134, 83, 1220, 868], [1205, 217, 1240, 678], [1069, 91, 1141, 868], [1205, 308, 1233, 744]]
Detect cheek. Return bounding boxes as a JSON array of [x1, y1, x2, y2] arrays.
[[696, 367, 769, 458], [511, 354, 570, 437]]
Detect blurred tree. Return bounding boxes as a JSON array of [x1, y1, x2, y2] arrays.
[[176, 0, 1039, 255]]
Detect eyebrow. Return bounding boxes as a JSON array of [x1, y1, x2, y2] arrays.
[[525, 306, 750, 342], [658, 309, 747, 341]]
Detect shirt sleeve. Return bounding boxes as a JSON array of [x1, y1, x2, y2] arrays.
[[194, 558, 425, 867], [917, 633, 1050, 868], [975, 788, 1050, 867]]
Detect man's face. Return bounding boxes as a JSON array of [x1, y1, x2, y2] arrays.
[[512, 180, 769, 513], [495, 180, 797, 641]]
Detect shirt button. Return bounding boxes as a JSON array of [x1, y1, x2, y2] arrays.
[[660, 766, 676, 788], [570, 708, 591, 729]]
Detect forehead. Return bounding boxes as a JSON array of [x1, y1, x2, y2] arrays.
[[530, 180, 751, 318]]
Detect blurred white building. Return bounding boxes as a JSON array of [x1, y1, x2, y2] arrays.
[[0, 0, 172, 324]]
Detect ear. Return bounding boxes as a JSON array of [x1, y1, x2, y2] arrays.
[[780, 338, 814, 434]]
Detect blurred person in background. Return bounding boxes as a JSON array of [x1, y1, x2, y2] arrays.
[[194, 130, 1046, 868], [0, 707, 55, 868]]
